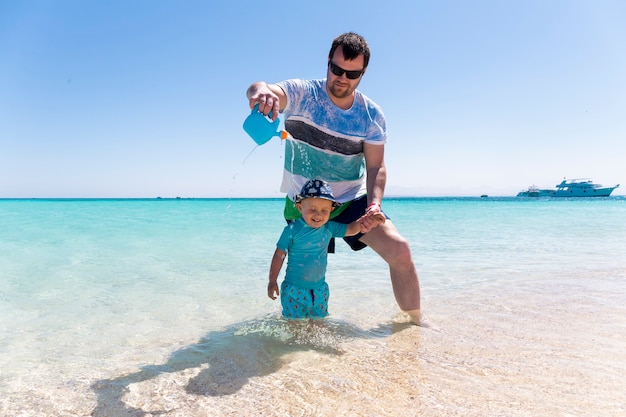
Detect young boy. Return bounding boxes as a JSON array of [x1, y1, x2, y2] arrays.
[[268, 179, 385, 319]]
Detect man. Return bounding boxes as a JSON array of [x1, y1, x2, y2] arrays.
[[246, 32, 422, 324]]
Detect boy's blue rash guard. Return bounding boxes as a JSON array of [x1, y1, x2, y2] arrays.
[[276, 218, 348, 289]]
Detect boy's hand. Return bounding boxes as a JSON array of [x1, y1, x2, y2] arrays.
[[268, 281, 279, 300]]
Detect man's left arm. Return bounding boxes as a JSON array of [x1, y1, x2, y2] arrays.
[[363, 142, 386, 213]]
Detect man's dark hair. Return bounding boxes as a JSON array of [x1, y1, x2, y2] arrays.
[[328, 32, 370, 69]]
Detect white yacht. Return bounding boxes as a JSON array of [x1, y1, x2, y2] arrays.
[[517, 179, 619, 197], [554, 179, 619, 197]]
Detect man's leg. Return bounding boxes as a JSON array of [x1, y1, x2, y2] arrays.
[[360, 220, 422, 324]]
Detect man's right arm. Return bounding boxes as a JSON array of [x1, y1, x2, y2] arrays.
[[246, 82, 287, 121]]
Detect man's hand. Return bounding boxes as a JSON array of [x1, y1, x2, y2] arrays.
[[247, 82, 280, 121], [359, 210, 386, 233]]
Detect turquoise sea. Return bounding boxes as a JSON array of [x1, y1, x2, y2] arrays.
[[1, 197, 625, 416]]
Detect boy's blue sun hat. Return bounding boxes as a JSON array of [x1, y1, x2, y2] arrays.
[[295, 179, 339, 206]]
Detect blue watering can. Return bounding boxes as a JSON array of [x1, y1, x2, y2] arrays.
[[243, 104, 288, 145]]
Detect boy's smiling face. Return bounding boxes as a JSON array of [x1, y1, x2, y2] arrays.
[[297, 197, 334, 228]]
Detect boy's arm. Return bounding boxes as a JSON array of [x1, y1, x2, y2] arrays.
[[268, 248, 286, 300], [344, 221, 362, 237], [345, 212, 387, 236]]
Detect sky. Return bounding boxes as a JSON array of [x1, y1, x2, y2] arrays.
[[1, 0, 625, 198]]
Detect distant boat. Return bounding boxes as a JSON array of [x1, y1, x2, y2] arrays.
[[517, 179, 619, 197], [554, 178, 619, 197], [516, 185, 555, 197]]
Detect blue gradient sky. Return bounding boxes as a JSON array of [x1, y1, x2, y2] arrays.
[[1, 0, 624, 197]]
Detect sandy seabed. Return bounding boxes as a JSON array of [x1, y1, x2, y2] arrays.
[[3, 273, 626, 417]]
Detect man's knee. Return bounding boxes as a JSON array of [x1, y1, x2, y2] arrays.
[[389, 236, 413, 265]]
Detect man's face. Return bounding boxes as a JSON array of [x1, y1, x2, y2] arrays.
[[326, 46, 365, 100]]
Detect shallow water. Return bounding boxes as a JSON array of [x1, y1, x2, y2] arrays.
[[1, 197, 625, 416]]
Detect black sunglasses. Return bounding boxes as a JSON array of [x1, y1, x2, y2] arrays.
[[328, 62, 364, 80]]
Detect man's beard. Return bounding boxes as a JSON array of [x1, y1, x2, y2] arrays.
[[327, 81, 355, 99]]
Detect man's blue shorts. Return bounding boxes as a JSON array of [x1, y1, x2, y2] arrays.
[[329, 195, 390, 252], [280, 280, 329, 319]]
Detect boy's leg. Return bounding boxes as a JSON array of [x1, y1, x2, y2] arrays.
[[310, 282, 330, 318], [280, 281, 313, 319]]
